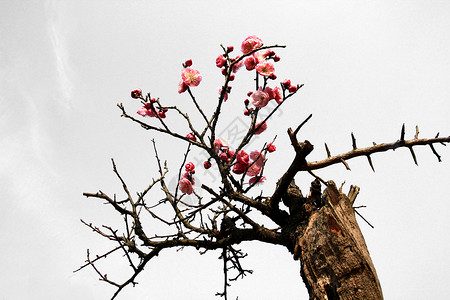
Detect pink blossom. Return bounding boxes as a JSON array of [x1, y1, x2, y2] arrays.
[[218, 87, 228, 101], [244, 56, 258, 71], [219, 152, 228, 161], [264, 87, 274, 99], [131, 89, 142, 99], [137, 106, 157, 118], [179, 178, 194, 195], [227, 150, 235, 160], [178, 80, 188, 94], [254, 121, 268, 135], [185, 162, 195, 172], [272, 87, 282, 104], [249, 175, 266, 185], [236, 150, 249, 165], [232, 57, 243, 73], [256, 61, 275, 77], [241, 35, 263, 54], [216, 55, 227, 68], [181, 68, 202, 87], [246, 163, 261, 176], [214, 138, 225, 153], [250, 150, 265, 167], [232, 162, 248, 174], [251, 88, 270, 108]]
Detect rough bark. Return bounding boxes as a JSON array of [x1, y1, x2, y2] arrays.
[[292, 181, 383, 300]]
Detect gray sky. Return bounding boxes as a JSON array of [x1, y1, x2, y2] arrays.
[[1, 1, 450, 299]]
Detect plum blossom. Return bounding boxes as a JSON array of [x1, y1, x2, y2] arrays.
[[178, 80, 188, 94], [254, 121, 268, 135], [214, 138, 226, 153], [181, 68, 202, 87], [137, 106, 157, 118], [249, 175, 266, 185], [216, 55, 226, 68], [267, 143, 276, 153], [241, 35, 263, 54], [131, 89, 142, 99], [272, 87, 282, 104], [236, 150, 249, 165], [250, 150, 265, 167], [256, 61, 275, 77], [232, 57, 244, 73], [179, 178, 194, 195], [244, 56, 258, 71], [185, 162, 195, 172], [186, 133, 196, 141], [251, 88, 270, 108], [218, 87, 229, 101], [246, 163, 261, 176], [288, 85, 298, 93], [232, 163, 247, 174]]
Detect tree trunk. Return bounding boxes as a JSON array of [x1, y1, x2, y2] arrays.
[[293, 181, 383, 300]]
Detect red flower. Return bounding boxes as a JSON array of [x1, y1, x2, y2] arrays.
[[186, 133, 196, 141], [237, 150, 249, 165], [232, 162, 248, 174], [181, 68, 202, 87], [249, 176, 266, 185], [267, 143, 276, 152], [216, 55, 227, 68], [251, 87, 270, 108], [256, 61, 275, 77], [288, 85, 297, 93], [185, 162, 195, 172], [241, 35, 263, 54], [131, 89, 142, 99], [282, 79, 291, 89], [244, 56, 258, 71], [179, 178, 194, 195], [254, 121, 268, 135], [178, 80, 188, 94]]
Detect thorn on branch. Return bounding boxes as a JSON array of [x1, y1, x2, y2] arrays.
[[415, 125, 419, 139], [366, 155, 375, 172], [351, 132, 357, 150], [340, 158, 351, 171], [400, 123, 406, 141], [429, 144, 442, 162], [408, 147, 418, 165], [324, 143, 331, 158]]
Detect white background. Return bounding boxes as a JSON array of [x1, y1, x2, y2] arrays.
[[1, 1, 450, 299]]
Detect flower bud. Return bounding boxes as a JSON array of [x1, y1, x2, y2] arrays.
[[184, 59, 193, 67], [131, 89, 142, 99], [204, 161, 212, 169], [186, 133, 196, 141]]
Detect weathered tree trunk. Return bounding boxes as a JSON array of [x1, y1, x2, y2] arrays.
[[291, 181, 383, 299]]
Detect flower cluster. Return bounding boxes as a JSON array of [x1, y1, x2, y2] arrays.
[[232, 150, 266, 185], [131, 90, 169, 119], [179, 162, 196, 195]]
